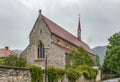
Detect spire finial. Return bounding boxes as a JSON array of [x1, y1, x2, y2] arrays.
[[79, 14, 80, 18], [39, 9, 42, 14]]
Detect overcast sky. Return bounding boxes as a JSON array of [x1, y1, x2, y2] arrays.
[[0, 0, 120, 50]]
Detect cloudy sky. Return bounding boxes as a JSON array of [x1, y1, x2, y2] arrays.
[[0, 0, 120, 50]]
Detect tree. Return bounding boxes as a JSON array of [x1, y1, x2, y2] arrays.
[[107, 32, 120, 49], [3, 55, 27, 67], [70, 47, 94, 67], [95, 55, 100, 66], [102, 32, 120, 74]]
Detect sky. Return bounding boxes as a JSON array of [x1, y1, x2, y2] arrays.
[[0, 0, 120, 50]]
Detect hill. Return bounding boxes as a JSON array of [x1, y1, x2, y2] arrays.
[[12, 50, 23, 55], [92, 46, 107, 65]]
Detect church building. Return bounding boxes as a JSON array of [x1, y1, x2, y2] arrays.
[[21, 10, 95, 69]]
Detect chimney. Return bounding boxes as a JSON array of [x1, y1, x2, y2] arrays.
[[5, 46, 9, 50]]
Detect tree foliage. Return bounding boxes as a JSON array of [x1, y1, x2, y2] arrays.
[[70, 47, 94, 67], [66, 68, 81, 82], [102, 32, 120, 74], [95, 55, 100, 66], [31, 65, 43, 82], [46, 67, 65, 82], [76, 65, 98, 80], [107, 32, 120, 49], [3, 55, 27, 67]]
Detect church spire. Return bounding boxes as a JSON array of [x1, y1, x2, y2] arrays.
[[77, 14, 81, 40]]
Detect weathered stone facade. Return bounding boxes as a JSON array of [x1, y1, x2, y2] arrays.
[[21, 11, 95, 69], [0, 66, 31, 82], [21, 12, 65, 69]]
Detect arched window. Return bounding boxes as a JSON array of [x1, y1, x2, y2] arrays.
[[38, 42, 44, 58]]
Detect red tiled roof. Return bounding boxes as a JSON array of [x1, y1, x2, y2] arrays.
[[0, 47, 16, 57], [42, 15, 93, 54]]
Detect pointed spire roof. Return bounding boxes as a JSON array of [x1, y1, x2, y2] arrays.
[[78, 14, 81, 31]]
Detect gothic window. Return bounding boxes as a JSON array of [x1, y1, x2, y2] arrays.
[[37, 42, 44, 58]]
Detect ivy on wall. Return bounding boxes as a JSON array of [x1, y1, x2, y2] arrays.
[[76, 65, 98, 80], [3, 55, 27, 67], [46, 67, 65, 82], [66, 68, 81, 82], [0, 55, 98, 82], [30, 65, 43, 82]]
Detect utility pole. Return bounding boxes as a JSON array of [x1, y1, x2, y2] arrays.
[[45, 47, 49, 82]]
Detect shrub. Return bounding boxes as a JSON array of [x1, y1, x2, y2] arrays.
[[46, 67, 65, 82], [76, 65, 98, 80], [0, 58, 5, 65], [66, 68, 81, 82], [70, 47, 94, 67], [3, 55, 27, 67], [57, 68, 66, 79], [30, 65, 43, 82], [65, 64, 72, 69], [47, 67, 59, 82]]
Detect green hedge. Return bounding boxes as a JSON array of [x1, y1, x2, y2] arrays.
[[0, 58, 5, 65], [66, 68, 81, 82], [76, 65, 98, 80], [3, 55, 27, 67], [30, 65, 43, 82], [46, 67, 65, 82], [0, 55, 98, 82]]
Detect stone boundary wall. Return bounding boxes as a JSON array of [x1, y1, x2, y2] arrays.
[[102, 74, 120, 80], [0, 66, 100, 82], [0, 66, 31, 82], [58, 75, 96, 82]]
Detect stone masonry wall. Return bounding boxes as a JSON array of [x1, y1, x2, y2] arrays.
[[0, 66, 31, 82], [52, 35, 76, 50], [21, 12, 65, 69]]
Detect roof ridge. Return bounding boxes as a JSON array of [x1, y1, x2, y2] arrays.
[[35, 14, 93, 54], [42, 15, 80, 40]]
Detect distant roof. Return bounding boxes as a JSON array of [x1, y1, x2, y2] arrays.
[[0, 47, 17, 57], [42, 15, 93, 54]]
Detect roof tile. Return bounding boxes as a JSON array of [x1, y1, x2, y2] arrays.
[[0, 47, 16, 57], [42, 15, 93, 54]]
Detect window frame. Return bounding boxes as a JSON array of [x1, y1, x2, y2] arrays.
[[38, 42, 45, 58], [34, 40, 45, 61]]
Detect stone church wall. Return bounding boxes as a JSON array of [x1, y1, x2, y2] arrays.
[[52, 35, 76, 50], [21, 13, 65, 69], [0, 66, 31, 82]]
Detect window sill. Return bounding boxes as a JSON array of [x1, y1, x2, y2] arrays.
[[34, 58, 46, 61]]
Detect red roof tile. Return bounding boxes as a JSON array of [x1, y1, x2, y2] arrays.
[[0, 47, 16, 57], [42, 15, 93, 54]]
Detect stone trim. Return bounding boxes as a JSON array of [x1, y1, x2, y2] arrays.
[[0, 66, 30, 70], [34, 58, 46, 61]]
